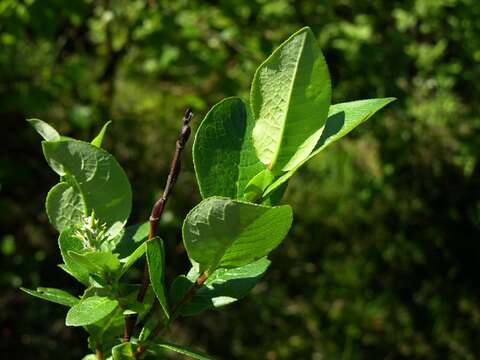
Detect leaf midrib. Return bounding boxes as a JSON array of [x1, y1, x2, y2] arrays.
[[268, 30, 307, 171]]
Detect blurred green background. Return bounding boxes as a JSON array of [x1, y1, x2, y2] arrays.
[[1, 0, 480, 359]]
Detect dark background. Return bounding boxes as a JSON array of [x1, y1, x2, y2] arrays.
[[1, 0, 480, 359]]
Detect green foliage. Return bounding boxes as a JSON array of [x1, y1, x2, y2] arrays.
[[112, 343, 135, 360], [183, 197, 292, 273], [66, 296, 119, 326], [193, 97, 264, 199], [264, 97, 396, 196], [251, 27, 331, 173], [146, 237, 169, 319], [170, 257, 271, 316], [151, 341, 215, 360], [42, 140, 132, 237], [20, 287, 79, 307], [17, 22, 396, 360], [27, 119, 60, 141]]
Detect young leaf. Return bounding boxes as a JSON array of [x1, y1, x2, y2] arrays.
[[66, 296, 119, 326], [68, 251, 121, 275], [264, 97, 396, 197], [183, 197, 292, 274], [152, 341, 215, 360], [91, 121, 112, 148], [146, 237, 169, 319], [20, 287, 79, 307], [58, 228, 90, 285], [242, 169, 275, 202], [170, 257, 271, 316], [42, 139, 132, 237], [112, 342, 135, 360], [117, 242, 147, 279], [193, 97, 265, 199], [251, 27, 332, 173], [27, 118, 61, 141]]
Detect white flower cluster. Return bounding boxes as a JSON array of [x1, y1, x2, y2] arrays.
[[74, 210, 108, 249]]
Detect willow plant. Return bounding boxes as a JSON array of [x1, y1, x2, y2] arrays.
[[22, 27, 395, 359]]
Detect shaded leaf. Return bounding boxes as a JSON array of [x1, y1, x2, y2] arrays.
[[68, 251, 120, 275], [46, 182, 84, 234], [112, 342, 135, 360], [20, 287, 79, 307], [170, 257, 270, 316], [58, 228, 90, 285], [152, 341, 215, 360], [193, 97, 265, 199], [147, 237, 169, 319], [117, 242, 147, 279], [42, 139, 132, 237], [183, 197, 292, 273]]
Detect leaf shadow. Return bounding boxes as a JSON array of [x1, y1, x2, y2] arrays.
[[312, 110, 346, 152]]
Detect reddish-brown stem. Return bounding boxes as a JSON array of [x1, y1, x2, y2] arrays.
[[123, 108, 194, 342]]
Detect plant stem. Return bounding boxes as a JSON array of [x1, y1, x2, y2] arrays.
[[134, 272, 208, 359], [96, 345, 104, 360], [123, 108, 194, 342]]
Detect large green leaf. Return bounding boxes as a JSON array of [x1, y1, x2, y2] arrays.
[[170, 257, 271, 316], [42, 139, 132, 237], [58, 228, 90, 285], [20, 287, 79, 307], [183, 197, 292, 274], [146, 237, 169, 319], [152, 342, 215, 360], [66, 296, 119, 326], [27, 118, 61, 141], [112, 342, 135, 360], [193, 97, 265, 199], [264, 97, 396, 197], [251, 27, 331, 173]]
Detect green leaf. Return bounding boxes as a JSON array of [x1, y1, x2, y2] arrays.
[[20, 287, 79, 307], [193, 97, 265, 199], [242, 169, 275, 202], [152, 341, 215, 360], [27, 118, 61, 141], [42, 139, 132, 237], [117, 242, 147, 279], [66, 296, 119, 326], [170, 257, 270, 316], [46, 182, 84, 233], [183, 197, 292, 274], [58, 228, 90, 285], [112, 342, 134, 360], [146, 237, 169, 319], [91, 121, 112, 148], [68, 251, 121, 275], [264, 97, 396, 197], [114, 222, 149, 258], [251, 27, 332, 173]]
